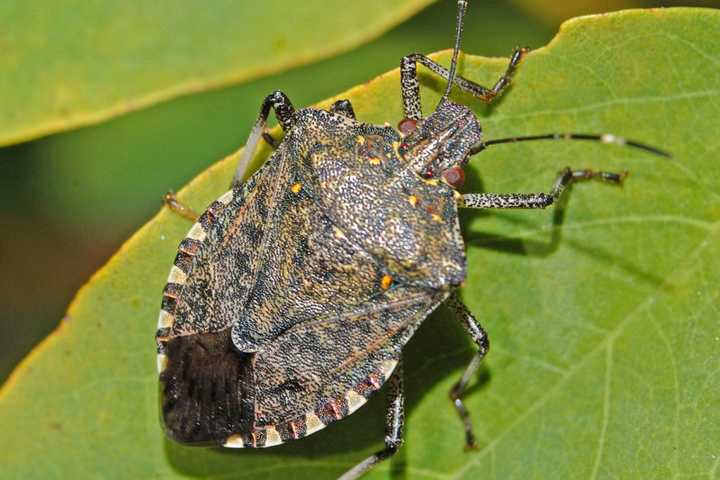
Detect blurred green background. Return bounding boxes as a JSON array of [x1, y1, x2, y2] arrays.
[[0, 0, 716, 383]]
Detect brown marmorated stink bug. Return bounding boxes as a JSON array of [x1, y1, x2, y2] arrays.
[[156, 1, 669, 478]]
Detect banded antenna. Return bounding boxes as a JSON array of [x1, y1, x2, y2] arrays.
[[472, 132, 671, 158]]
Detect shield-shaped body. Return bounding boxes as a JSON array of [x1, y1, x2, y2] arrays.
[[156, 108, 467, 447]]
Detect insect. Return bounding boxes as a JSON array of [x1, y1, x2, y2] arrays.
[[156, 1, 669, 478]]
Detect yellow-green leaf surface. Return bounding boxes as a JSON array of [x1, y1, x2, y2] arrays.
[[0, 0, 434, 147], [2, 8, 718, 479]]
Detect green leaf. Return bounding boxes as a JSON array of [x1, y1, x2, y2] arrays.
[[0, 0, 434, 146], [1, 8, 718, 479]]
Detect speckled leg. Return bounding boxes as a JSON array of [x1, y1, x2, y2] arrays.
[[400, 47, 528, 120], [339, 361, 405, 480], [163, 191, 199, 222], [330, 99, 356, 119], [446, 291, 488, 450], [261, 132, 279, 149], [234, 90, 296, 186], [460, 167, 627, 209]]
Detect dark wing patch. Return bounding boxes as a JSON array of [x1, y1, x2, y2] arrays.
[[160, 328, 255, 445]]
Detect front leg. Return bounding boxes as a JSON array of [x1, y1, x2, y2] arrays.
[[234, 90, 296, 186], [400, 47, 528, 120], [460, 167, 627, 209], [446, 291, 488, 450]]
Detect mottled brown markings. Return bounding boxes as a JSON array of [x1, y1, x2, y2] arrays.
[[163, 282, 183, 299], [207, 200, 225, 216], [354, 370, 383, 398], [178, 238, 202, 256], [277, 416, 308, 441], [327, 294, 426, 380], [368, 371, 382, 390], [315, 397, 349, 425], [197, 210, 215, 232], [160, 295, 178, 315], [172, 250, 193, 275], [244, 429, 267, 448]]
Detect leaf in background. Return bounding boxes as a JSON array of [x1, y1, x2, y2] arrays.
[[510, 0, 718, 25], [0, 0, 434, 146], [1, 8, 718, 479]]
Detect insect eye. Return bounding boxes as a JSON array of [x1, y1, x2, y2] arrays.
[[397, 118, 418, 136], [442, 166, 465, 188]]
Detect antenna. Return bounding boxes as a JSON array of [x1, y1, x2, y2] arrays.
[[471, 132, 671, 158], [441, 0, 468, 103]]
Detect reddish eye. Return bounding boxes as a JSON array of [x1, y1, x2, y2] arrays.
[[397, 118, 418, 136], [442, 166, 465, 188]]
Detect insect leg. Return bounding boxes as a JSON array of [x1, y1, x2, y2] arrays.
[[233, 90, 296, 186], [261, 132, 279, 150], [400, 47, 528, 120], [459, 167, 627, 209], [446, 291, 487, 450], [339, 360, 405, 480], [163, 191, 199, 222], [330, 99, 356, 119]]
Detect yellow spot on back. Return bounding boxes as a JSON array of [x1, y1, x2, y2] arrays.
[[380, 275, 393, 290], [424, 178, 439, 186], [431, 214, 442, 222], [392, 141, 401, 157], [333, 226, 346, 239], [356, 135, 365, 144], [290, 182, 302, 193], [369, 157, 381, 165], [407, 195, 418, 207]]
